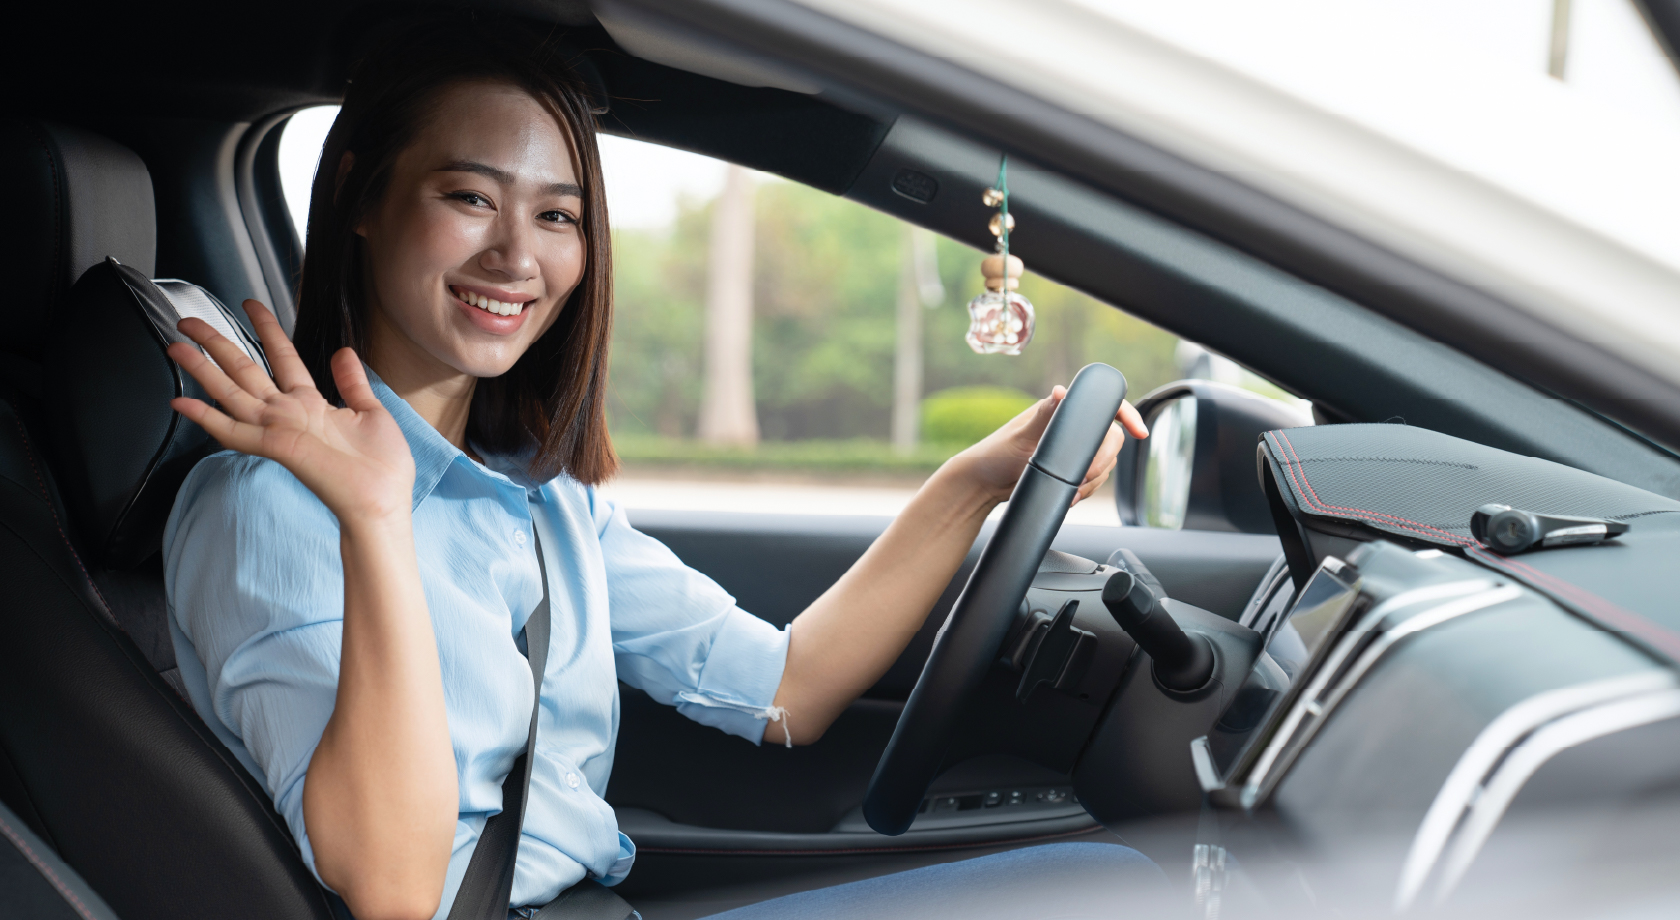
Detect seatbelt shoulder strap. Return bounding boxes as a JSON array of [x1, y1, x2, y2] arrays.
[[447, 532, 551, 920]]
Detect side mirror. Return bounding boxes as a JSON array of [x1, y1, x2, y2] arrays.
[[1115, 380, 1311, 533]]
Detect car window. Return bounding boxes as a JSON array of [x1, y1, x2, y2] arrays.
[[277, 106, 339, 241], [275, 117, 1296, 525]]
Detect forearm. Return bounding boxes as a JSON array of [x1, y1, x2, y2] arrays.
[[769, 461, 1000, 745], [763, 387, 1144, 747], [303, 513, 457, 920]]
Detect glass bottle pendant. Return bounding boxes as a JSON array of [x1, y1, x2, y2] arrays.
[[965, 288, 1035, 355]]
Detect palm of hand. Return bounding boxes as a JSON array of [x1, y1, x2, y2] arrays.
[[167, 301, 416, 523]]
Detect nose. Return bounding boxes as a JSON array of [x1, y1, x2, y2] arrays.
[[478, 210, 538, 281]]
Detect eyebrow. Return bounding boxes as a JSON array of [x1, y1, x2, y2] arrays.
[[437, 160, 583, 198]]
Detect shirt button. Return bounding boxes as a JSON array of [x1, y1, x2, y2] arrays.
[[513, 529, 527, 546], [566, 772, 580, 789]]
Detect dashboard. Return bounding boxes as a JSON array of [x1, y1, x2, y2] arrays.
[[1166, 540, 1678, 911]]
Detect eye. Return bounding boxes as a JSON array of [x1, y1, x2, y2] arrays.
[[450, 191, 492, 208], [539, 209, 578, 225]]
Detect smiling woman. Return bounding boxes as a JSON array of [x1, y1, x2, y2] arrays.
[[158, 14, 1149, 920]]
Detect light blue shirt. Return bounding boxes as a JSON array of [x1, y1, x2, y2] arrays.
[[163, 376, 791, 916]]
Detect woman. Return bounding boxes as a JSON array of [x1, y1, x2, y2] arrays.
[[163, 19, 1153, 920]]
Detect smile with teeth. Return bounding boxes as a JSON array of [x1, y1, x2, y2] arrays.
[[454, 287, 528, 316]]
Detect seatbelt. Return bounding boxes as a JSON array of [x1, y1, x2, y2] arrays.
[[447, 531, 552, 920], [446, 533, 637, 920]]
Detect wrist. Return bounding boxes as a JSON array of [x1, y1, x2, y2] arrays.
[[337, 506, 416, 544], [928, 457, 1008, 516]]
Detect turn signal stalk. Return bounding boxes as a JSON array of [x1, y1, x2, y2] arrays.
[[1101, 570, 1214, 692]]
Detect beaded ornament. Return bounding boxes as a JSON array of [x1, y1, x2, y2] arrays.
[[965, 155, 1034, 355]]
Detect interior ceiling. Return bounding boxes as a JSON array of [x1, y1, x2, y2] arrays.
[[1, 1, 614, 120], [0, 0, 891, 195]]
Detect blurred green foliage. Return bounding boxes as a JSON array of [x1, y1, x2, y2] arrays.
[[613, 433, 957, 475], [920, 386, 1036, 448], [607, 179, 1180, 446]]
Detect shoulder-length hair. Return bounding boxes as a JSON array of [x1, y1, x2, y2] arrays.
[[292, 17, 617, 484]]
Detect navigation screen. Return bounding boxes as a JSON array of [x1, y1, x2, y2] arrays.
[[1264, 564, 1358, 681], [1208, 560, 1360, 777]]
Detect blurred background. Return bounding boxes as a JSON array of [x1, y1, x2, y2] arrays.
[[274, 0, 1680, 523], [274, 118, 1226, 523]]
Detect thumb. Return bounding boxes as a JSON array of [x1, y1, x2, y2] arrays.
[[1016, 386, 1067, 448], [331, 348, 382, 412]]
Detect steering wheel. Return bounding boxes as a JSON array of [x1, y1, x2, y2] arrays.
[[863, 363, 1128, 835]]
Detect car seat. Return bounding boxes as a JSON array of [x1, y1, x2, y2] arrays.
[[0, 797, 124, 920], [0, 120, 337, 920]]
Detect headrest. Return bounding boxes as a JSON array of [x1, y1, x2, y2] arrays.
[[45, 259, 265, 569], [0, 121, 156, 363]]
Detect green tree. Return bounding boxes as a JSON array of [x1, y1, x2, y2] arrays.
[[607, 180, 1181, 444]]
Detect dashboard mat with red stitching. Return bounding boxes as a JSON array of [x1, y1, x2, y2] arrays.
[[1259, 423, 1680, 662]]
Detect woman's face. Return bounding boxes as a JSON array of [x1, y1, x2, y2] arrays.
[[356, 79, 586, 383]]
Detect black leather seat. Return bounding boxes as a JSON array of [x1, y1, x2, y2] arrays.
[[0, 797, 123, 920], [0, 121, 336, 920]]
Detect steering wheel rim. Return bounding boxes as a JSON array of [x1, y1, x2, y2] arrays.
[[862, 363, 1128, 835]]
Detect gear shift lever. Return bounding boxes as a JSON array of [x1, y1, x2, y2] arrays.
[[1101, 569, 1215, 692]]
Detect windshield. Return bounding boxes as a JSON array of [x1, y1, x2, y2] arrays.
[[1081, 0, 1680, 272]]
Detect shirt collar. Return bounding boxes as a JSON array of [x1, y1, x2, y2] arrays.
[[367, 369, 466, 511], [476, 442, 554, 503], [366, 369, 551, 508]]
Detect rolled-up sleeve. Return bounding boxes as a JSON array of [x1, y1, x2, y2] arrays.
[[593, 496, 790, 743], [164, 453, 344, 881]]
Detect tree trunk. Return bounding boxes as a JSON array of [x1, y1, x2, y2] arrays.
[[893, 228, 941, 455], [892, 226, 922, 455], [698, 165, 759, 446]]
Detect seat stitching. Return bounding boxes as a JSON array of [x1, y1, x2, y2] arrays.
[[0, 733, 61, 855], [0, 809, 101, 920], [5, 414, 115, 622], [1270, 430, 1680, 662]]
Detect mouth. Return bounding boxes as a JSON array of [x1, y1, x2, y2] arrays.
[[451, 285, 532, 317]]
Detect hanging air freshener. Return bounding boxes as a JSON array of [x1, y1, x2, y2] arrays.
[[965, 154, 1034, 355]]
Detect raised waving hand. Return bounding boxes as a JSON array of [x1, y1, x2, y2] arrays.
[[167, 300, 415, 524], [170, 301, 456, 915]]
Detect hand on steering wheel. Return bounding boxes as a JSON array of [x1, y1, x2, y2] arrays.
[[865, 363, 1135, 835], [953, 386, 1149, 509]]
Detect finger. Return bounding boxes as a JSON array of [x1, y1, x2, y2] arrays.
[[331, 348, 383, 413], [1011, 386, 1066, 446], [1085, 422, 1124, 478], [243, 300, 317, 394], [169, 397, 271, 454], [1117, 400, 1149, 439], [1072, 466, 1112, 506], [166, 341, 268, 423], [176, 317, 281, 400]]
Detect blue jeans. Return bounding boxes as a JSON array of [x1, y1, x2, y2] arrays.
[[696, 842, 1167, 919]]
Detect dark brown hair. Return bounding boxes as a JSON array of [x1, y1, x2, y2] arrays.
[[292, 17, 617, 484]]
